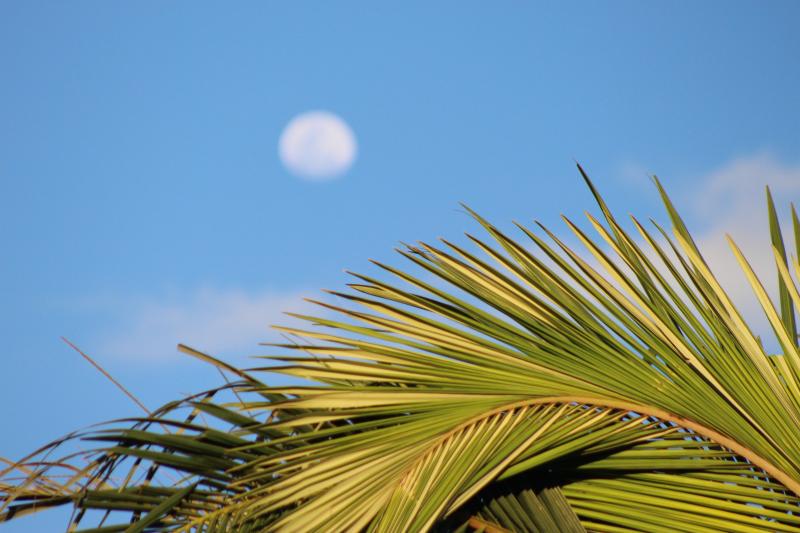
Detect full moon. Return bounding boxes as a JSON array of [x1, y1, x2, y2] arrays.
[[278, 111, 357, 180]]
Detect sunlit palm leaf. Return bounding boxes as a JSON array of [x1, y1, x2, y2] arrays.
[[3, 167, 800, 532]]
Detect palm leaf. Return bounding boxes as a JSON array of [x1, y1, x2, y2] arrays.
[[3, 167, 800, 532]]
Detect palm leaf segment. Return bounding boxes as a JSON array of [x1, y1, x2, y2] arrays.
[[3, 168, 800, 532]]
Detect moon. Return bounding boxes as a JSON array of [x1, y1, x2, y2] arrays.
[[278, 111, 357, 180]]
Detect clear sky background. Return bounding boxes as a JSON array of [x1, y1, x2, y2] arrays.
[[1, 2, 799, 530]]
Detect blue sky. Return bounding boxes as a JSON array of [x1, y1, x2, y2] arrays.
[[1, 2, 799, 530]]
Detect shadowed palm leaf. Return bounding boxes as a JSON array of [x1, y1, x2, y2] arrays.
[[3, 167, 800, 532]]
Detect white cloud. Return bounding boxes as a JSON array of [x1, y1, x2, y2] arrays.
[[577, 153, 799, 345], [668, 152, 800, 338], [278, 111, 357, 180], [96, 287, 319, 363], [615, 159, 654, 187], [86, 154, 799, 363]]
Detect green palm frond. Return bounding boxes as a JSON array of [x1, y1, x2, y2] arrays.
[[2, 167, 800, 532]]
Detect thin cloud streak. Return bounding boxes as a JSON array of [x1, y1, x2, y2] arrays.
[[688, 152, 800, 335], [95, 287, 318, 363], [89, 154, 800, 364]]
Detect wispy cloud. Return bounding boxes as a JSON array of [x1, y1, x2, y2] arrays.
[[685, 153, 800, 331], [86, 154, 799, 364], [92, 287, 319, 363], [586, 152, 799, 344]]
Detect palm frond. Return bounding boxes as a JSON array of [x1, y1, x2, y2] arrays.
[[3, 167, 800, 532]]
